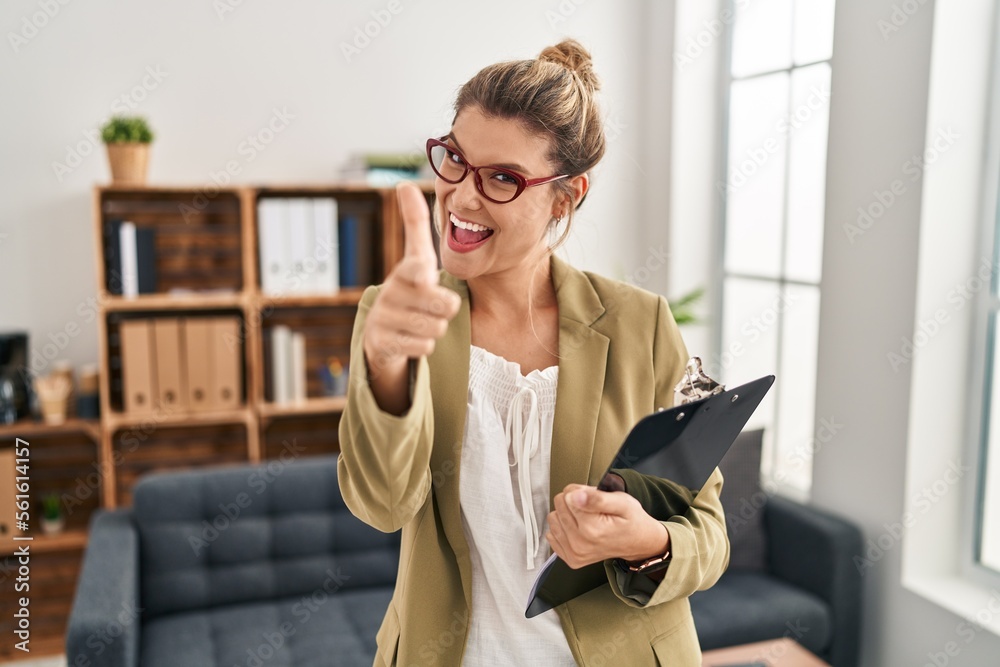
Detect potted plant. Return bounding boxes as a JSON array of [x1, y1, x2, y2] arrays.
[[41, 493, 65, 535], [671, 286, 705, 326], [101, 115, 154, 185]]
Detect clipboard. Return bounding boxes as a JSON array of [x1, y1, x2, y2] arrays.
[[525, 373, 775, 618]]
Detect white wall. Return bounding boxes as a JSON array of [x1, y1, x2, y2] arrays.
[[0, 0, 673, 375], [813, 0, 1000, 664]]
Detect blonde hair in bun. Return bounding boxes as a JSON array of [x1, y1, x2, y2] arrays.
[[538, 39, 601, 94], [452, 38, 606, 250]]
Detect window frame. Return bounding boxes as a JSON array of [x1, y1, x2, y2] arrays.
[[715, 0, 834, 497]]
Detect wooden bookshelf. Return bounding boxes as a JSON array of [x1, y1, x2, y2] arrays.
[[0, 181, 434, 660], [90, 182, 433, 510]]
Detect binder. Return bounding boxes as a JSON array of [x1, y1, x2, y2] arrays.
[[211, 317, 242, 409], [312, 197, 339, 293], [183, 318, 214, 412], [258, 198, 288, 295], [286, 198, 313, 293], [152, 318, 186, 412], [525, 373, 776, 618], [120, 319, 156, 414]]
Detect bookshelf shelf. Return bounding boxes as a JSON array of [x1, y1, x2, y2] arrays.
[[0, 418, 101, 441], [1, 528, 89, 557], [105, 407, 252, 431], [257, 396, 348, 422], [102, 292, 246, 312], [251, 287, 366, 309]]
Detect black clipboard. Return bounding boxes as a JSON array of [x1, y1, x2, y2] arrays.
[[525, 373, 775, 618]]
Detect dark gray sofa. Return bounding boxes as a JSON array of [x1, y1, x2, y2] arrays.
[[67, 450, 860, 666], [690, 495, 863, 666], [66, 456, 398, 667]]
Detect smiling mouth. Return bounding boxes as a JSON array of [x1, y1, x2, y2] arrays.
[[449, 212, 494, 245]]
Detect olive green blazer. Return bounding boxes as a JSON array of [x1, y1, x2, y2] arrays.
[[337, 255, 729, 666]]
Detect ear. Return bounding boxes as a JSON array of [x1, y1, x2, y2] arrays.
[[551, 173, 590, 218]]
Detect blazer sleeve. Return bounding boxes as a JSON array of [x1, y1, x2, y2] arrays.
[[603, 295, 731, 607], [336, 285, 435, 533]]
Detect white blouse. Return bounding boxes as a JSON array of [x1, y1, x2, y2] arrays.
[[459, 345, 576, 666]]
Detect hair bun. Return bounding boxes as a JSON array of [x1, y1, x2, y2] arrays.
[[538, 39, 600, 92]]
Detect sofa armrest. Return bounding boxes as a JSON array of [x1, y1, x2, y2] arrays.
[[66, 509, 140, 667], [765, 495, 862, 667]]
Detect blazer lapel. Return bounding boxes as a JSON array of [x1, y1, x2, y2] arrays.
[[426, 271, 474, 601], [548, 255, 609, 504]]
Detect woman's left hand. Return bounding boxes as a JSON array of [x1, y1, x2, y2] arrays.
[[545, 484, 670, 569]]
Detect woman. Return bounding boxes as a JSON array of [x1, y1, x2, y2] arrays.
[[338, 39, 729, 666]]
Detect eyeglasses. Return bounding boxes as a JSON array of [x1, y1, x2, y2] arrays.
[[425, 137, 569, 204]]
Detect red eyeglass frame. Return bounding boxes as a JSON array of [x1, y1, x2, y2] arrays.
[[425, 137, 569, 204]]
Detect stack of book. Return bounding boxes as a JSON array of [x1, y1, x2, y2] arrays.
[[104, 220, 157, 297], [339, 152, 429, 186], [269, 325, 306, 404]]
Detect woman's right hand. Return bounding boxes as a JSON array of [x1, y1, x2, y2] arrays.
[[361, 182, 461, 413]]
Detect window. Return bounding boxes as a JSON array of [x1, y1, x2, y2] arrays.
[[976, 65, 1000, 575], [716, 0, 836, 494]]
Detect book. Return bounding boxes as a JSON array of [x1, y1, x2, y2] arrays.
[[103, 219, 123, 295], [291, 332, 306, 402], [339, 215, 359, 287], [271, 325, 292, 404], [136, 226, 157, 294], [119, 222, 138, 298], [118, 222, 157, 297]]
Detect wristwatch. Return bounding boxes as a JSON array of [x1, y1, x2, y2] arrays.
[[616, 547, 672, 574]]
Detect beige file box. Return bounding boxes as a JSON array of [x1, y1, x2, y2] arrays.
[[153, 318, 187, 412], [120, 319, 156, 415]]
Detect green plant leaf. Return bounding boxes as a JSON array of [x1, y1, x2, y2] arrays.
[[101, 115, 154, 144]]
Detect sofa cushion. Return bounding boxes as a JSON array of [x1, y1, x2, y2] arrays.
[[133, 455, 399, 620], [139, 587, 393, 667], [690, 571, 832, 655], [718, 428, 768, 570]]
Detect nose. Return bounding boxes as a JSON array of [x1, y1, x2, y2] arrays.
[[451, 170, 483, 211]]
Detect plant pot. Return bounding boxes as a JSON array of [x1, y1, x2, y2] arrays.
[[41, 516, 64, 535], [106, 142, 150, 185]]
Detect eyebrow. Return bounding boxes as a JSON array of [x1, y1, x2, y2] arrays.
[[446, 132, 529, 174]]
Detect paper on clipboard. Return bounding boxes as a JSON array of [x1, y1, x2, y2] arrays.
[[525, 361, 775, 618]]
